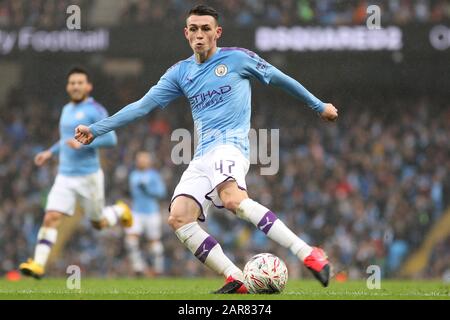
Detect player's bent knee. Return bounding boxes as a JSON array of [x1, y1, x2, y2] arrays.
[[168, 214, 184, 230], [167, 212, 192, 230], [167, 214, 177, 229], [222, 199, 242, 213], [218, 182, 249, 213], [221, 192, 249, 213], [168, 196, 201, 230], [43, 211, 63, 228]]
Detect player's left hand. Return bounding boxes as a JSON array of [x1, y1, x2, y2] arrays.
[[75, 125, 94, 145], [319, 103, 338, 122], [66, 138, 83, 149]]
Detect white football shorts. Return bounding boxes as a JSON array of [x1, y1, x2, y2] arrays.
[[170, 145, 250, 221], [45, 169, 105, 221], [125, 212, 162, 240]]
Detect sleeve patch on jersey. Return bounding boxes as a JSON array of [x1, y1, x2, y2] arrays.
[[256, 57, 269, 72]]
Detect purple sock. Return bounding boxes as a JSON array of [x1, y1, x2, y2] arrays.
[[257, 211, 278, 234], [194, 236, 218, 263]]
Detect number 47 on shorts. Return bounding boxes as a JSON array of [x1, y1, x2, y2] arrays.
[[215, 160, 235, 174]]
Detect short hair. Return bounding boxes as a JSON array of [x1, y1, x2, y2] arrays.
[[67, 66, 91, 82], [187, 4, 219, 23]]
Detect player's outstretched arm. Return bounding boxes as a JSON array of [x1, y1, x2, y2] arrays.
[[70, 131, 117, 148], [80, 131, 118, 148], [89, 131, 117, 148], [34, 150, 53, 166], [75, 61, 182, 145], [269, 68, 338, 122], [74, 93, 160, 145], [34, 140, 60, 166]]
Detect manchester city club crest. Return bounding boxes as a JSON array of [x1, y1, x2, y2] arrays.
[[215, 64, 228, 77], [75, 111, 85, 120]]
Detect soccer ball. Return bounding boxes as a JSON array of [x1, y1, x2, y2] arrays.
[[243, 253, 288, 294]]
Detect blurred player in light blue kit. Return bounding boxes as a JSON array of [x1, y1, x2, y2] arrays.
[[19, 67, 133, 279], [126, 151, 167, 276], [75, 5, 338, 293]]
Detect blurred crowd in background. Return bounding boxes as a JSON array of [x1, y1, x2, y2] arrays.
[[1, 0, 450, 28], [0, 70, 449, 280]]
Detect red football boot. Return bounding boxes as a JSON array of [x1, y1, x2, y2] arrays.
[[303, 247, 331, 287], [213, 275, 248, 294]]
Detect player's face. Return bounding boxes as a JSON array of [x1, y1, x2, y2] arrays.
[[136, 152, 152, 170], [66, 73, 92, 103], [185, 15, 222, 58]]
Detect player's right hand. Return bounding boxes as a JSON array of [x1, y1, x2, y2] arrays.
[[75, 125, 94, 145], [34, 150, 52, 167]]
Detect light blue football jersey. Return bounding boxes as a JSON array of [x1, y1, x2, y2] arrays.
[[129, 169, 166, 214], [50, 97, 117, 176], [88, 47, 324, 160]]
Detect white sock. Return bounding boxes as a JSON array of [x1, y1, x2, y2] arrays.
[[102, 205, 121, 227], [125, 237, 146, 273], [149, 241, 164, 274], [175, 222, 243, 281], [34, 227, 58, 267], [237, 199, 313, 260]]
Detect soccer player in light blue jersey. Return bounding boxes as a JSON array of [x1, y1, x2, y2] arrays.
[[19, 67, 133, 279], [75, 5, 338, 293], [125, 151, 167, 276]]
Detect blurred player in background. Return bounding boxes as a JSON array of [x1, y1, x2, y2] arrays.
[[75, 5, 338, 293], [126, 151, 167, 277], [19, 67, 133, 279]]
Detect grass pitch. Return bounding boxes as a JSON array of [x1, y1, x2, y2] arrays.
[[0, 278, 449, 300]]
